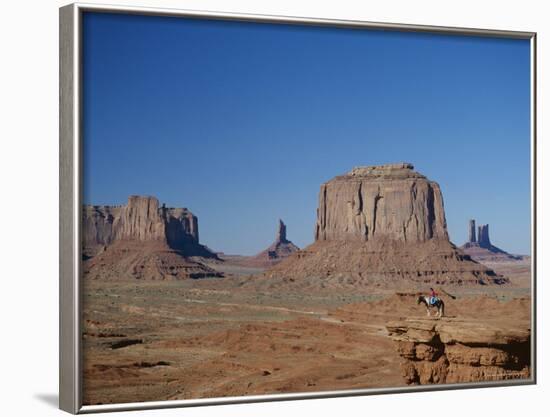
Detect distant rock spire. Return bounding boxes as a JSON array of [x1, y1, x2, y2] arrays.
[[477, 224, 491, 248], [461, 220, 517, 260], [468, 219, 476, 243], [247, 219, 299, 265], [276, 219, 288, 243]]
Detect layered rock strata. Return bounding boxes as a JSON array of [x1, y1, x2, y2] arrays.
[[259, 164, 505, 288], [387, 318, 531, 384], [315, 163, 448, 243], [83, 196, 215, 258], [82, 196, 220, 280], [83, 241, 222, 280]]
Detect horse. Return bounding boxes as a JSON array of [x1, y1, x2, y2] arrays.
[[417, 295, 445, 318]]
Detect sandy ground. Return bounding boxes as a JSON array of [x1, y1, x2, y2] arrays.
[[82, 260, 531, 405], [479, 257, 532, 288]]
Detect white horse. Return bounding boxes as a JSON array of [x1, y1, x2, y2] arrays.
[[417, 295, 445, 318]]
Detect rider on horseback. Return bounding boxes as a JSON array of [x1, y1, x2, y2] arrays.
[[429, 287, 438, 305]]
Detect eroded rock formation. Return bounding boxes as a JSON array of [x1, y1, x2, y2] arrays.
[[83, 241, 222, 280], [478, 224, 491, 248], [468, 219, 476, 243], [83, 196, 214, 258], [224, 220, 300, 268], [315, 163, 448, 243], [461, 219, 522, 261], [387, 317, 530, 384], [256, 164, 506, 289], [258, 219, 300, 261], [276, 219, 288, 244], [82, 196, 221, 280]]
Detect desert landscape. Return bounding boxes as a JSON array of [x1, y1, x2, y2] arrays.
[[81, 163, 531, 405]]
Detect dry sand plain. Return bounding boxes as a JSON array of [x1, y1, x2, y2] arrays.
[[82, 259, 531, 406]]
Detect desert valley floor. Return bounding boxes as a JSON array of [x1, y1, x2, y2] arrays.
[[82, 258, 531, 405]]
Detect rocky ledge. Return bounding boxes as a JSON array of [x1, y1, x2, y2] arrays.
[[386, 318, 531, 385]]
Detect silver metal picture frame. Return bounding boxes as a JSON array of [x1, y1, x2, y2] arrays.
[[60, 2, 537, 414]]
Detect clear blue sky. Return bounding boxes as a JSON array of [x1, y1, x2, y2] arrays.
[[83, 12, 531, 256]]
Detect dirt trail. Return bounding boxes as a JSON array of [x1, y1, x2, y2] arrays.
[[180, 298, 325, 316]]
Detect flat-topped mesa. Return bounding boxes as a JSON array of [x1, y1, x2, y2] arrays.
[[316, 163, 448, 243], [348, 162, 425, 179], [83, 195, 214, 258], [254, 164, 508, 288], [82, 195, 221, 280]]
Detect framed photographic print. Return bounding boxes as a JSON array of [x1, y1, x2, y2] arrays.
[[59, 2, 537, 414]]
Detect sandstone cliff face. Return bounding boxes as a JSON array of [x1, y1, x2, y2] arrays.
[[82, 195, 219, 280], [387, 318, 530, 384], [315, 163, 448, 243], [83, 205, 122, 248], [83, 196, 212, 257], [116, 195, 167, 242]]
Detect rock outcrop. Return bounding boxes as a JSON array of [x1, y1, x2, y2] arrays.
[[387, 317, 531, 384], [83, 241, 222, 280], [83, 196, 215, 258], [254, 164, 506, 289], [82, 196, 221, 280], [478, 224, 491, 248], [315, 163, 448, 243], [468, 219, 476, 243], [276, 219, 287, 243], [461, 219, 522, 261], [259, 219, 300, 261], [223, 220, 300, 268]]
